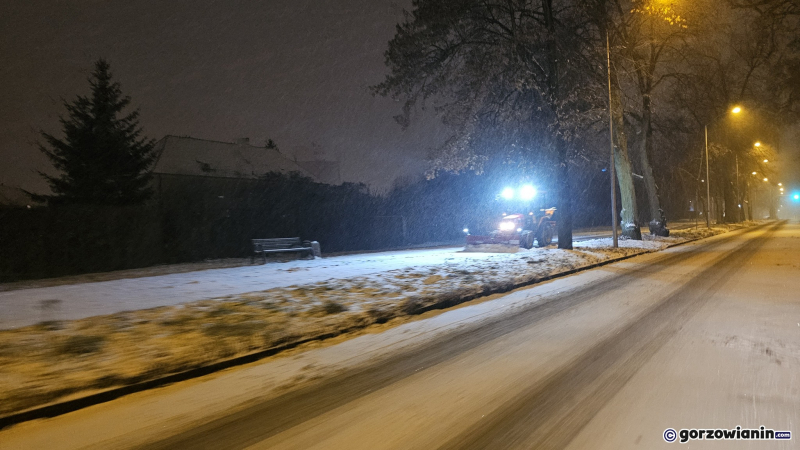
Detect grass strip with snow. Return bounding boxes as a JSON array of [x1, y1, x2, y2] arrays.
[[0, 223, 753, 417]]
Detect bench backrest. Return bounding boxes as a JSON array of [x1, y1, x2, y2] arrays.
[[252, 237, 304, 250]]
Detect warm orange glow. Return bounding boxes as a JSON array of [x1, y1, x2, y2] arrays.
[[731, 106, 742, 114], [752, 172, 757, 175], [778, 183, 783, 186], [763, 159, 769, 163], [763, 178, 768, 182], [754, 142, 761, 147]]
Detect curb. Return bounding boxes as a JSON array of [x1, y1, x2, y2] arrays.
[[0, 224, 764, 430]]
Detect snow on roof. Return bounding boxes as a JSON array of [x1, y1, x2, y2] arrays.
[[152, 136, 315, 180]]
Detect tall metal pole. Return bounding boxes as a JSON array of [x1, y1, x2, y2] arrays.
[[607, 31, 618, 248], [705, 125, 711, 228], [735, 154, 740, 221]]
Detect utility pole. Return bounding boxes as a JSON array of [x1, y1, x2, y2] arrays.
[[705, 125, 711, 228], [735, 154, 740, 221], [607, 31, 618, 248]]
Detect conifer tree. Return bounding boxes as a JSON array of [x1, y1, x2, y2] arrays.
[[36, 59, 156, 205]]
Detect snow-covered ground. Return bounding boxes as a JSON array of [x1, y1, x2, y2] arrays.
[[1, 224, 747, 417], [0, 225, 697, 330], [0, 247, 537, 330]]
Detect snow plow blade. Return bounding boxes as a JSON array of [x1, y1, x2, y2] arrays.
[[463, 235, 520, 253]]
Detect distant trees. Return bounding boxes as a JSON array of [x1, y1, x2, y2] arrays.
[[664, 0, 800, 222], [36, 59, 156, 206]]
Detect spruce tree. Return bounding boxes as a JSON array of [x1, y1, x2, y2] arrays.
[[36, 59, 156, 205]]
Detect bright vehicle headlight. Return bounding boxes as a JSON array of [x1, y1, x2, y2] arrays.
[[499, 221, 516, 231], [520, 185, 536, 200], [501, 188, 514, 200]]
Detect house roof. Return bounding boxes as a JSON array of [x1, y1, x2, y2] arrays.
[[151, 136, 314, 180]]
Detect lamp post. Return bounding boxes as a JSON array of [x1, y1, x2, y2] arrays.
[[703, 106, 743, 228], [606, 31, 618, 248], [704, 125, 710, 228]]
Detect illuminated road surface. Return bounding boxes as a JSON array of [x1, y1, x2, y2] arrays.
[[2, 222, 796, 449]]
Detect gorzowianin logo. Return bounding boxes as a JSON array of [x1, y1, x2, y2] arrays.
[[664, 426, 791, 444]]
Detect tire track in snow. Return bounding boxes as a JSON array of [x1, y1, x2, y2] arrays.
[[439, 222, 783, 450]]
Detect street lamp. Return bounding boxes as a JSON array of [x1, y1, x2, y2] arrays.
[[606, 31, 618, 248], [703, 105, 743, 228]]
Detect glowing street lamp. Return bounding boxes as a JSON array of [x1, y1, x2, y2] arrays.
[[763, 159, 769, 163], [704, 105, 745, 228], [754, 142, 761, 147], [752, 171, 757, 175], [763, 178, 768, 182]]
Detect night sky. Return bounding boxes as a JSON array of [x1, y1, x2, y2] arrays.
[[1, 0, 445, 194], [2, 0, 798, 198]]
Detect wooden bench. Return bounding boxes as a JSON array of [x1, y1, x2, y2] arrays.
[[251, 237, 314, 263]]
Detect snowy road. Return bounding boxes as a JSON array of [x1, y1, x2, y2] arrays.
[[2, 221, 796, 449]]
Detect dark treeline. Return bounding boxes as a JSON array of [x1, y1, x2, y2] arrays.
[[1, 170, 619, 282]]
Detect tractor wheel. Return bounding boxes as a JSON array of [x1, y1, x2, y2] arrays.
[[537, 224, 553, 247], [520, 230, 534, 249]]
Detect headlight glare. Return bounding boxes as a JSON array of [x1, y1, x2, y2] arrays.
[[499, 221, 515, 231]]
